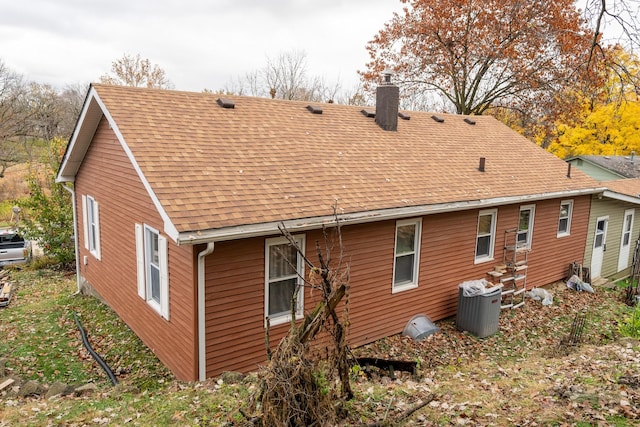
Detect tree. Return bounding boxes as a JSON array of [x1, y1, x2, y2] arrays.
[[542, 46, 640, 157], [16, 137, 74, 267], [18, 82, 85, 166], [100, 53, 173, 89], [547, 97, 640, 158], [0, 60, 32, 176], [361, 0, 595, 118], [221, 50, 342, 103], [583, 0, 640, 97], [29, 82, 85, 142]]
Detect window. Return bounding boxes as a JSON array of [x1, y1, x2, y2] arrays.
[[517, 205, 535, 248], [475, 209, 497, 263], [392, 218, 422, 292], [622, 210, 634, 247], [557, 200, 573, 237], [82, 195, 101, 260], [136, 224, 169, 319], [265, 236, 305, 325]]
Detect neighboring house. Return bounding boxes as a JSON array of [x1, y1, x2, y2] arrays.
[[566, 154, 640, 181], [57, 83, 604, 381], [584, 178, 640, 281]]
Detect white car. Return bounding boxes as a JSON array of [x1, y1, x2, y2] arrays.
[[0, 230, 32, 267]]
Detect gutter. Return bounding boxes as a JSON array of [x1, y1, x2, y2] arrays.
[[197, 242, 215, 381], [62, 184, 81, 294], [177, 187, 607, 245], [602, 190, 640, 205]]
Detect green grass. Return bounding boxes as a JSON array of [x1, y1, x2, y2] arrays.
[[0, 266, 256, 426], [0, 267, 173, 389], [619, 306, 640, 338], [1, 267, 638, 426]]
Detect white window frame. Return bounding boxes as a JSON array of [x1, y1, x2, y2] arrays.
[[135, 223, 169, 320], [517, 204, 535, 249], [621, 209, 635, 248], [557, 200, 574, 237], [475, 209, 497, 264], [81, 195, 101, 260], [392, 218, 422, 293], [265, 235, 305, 326]]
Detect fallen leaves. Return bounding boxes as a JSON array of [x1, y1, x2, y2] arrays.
[[350, 283, 640, 425]]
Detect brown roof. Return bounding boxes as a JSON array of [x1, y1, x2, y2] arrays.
[[60, 84, 602, 241], [603, 178, 640, 198]]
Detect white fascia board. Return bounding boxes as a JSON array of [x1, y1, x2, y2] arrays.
[[602, 190, 640, 205], [176, 187, 606, 245], [92, 95, 180, 241], [57, 86, 100, 183]]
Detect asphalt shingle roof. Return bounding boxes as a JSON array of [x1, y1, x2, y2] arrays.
[[603, 178, 640, 198], [575, 155, 640, 178], [77, 84, 601, 235]]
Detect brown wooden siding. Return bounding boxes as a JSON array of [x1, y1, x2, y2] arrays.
[[525, 196, 591, 286], [75, 117, 198, 381], [203, 195, 591, 377]]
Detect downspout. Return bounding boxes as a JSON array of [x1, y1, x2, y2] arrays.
[[197, 242, 215, 381], [62, 184, 81, 294]]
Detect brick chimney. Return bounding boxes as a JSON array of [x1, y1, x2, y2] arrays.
[[375, 72, 399, 131]]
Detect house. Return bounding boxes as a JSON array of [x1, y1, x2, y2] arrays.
[[584, 178, 640, 281], [57, 82, 604, 381], [566, 154, 640, 181]]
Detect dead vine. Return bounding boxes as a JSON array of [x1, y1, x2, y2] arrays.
[[247, 210, 352, 426]]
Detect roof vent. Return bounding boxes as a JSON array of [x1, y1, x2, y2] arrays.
[[431, 115, 444, 123], [464, 118, 476, 125], [398, 112, 411, 120], [216, 98, 235, 109], [306, 105, 323, 114], [361, 109, 376, 118]]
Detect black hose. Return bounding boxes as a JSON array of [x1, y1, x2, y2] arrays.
[[73, 312, 118, 386]]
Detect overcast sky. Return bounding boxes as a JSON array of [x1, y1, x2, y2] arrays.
[[1, 0, 403, 93]]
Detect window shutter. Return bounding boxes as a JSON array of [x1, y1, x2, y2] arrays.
[[135, 223, 145, 299], [158, 235, 169, 320], [94, 200, 101, 260], [82, 195, 89, 250]]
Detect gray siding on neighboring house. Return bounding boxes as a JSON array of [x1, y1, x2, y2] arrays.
[[584, 196, 640, 280]]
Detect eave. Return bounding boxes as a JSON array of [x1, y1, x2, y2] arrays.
[[176, 187, 606, 245]]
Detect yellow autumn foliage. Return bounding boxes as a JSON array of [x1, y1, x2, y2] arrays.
[[548, 100, 640, 159]]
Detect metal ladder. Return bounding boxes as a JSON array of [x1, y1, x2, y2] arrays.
[[500, 228, 528, 309]]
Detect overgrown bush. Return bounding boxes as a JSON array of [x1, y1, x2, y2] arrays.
[[619, 306, 640, 338], [15, 138, 75, 268], [0, 200, 14, 224]]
